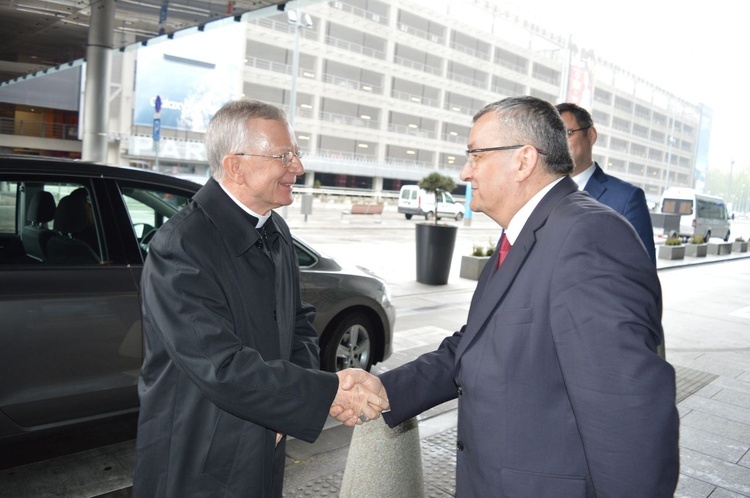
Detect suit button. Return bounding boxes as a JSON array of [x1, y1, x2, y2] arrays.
[[457, 386, 463, 396], [457, 441, 464, 451]]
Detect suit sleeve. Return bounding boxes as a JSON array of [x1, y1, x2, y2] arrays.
[[380, 328, 463, 427], [622, 186, 656, 264], [549, 212, 679, 495]]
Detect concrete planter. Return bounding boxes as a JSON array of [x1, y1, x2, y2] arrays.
[[707, 242, 732, 255], [733, 241, 748, 253], [460, 255, 491, 280], [685, 243, 708, 258], [658, 244, 685, 260]]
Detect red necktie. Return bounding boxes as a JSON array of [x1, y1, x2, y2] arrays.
[[497, 233, 512, 269]]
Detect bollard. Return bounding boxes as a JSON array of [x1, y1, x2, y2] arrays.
[[340, 417, 424, 498]]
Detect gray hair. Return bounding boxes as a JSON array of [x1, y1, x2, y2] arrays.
[[205, 99, 288, 180], [473, 96, 573, 176]]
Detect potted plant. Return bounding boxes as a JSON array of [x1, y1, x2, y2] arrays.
[[658, 235, 685, 260], [460, 244, 495, 280], [733, 236, 748, 253], [685, 235, 707, 258], [415, 173, 458, 285]]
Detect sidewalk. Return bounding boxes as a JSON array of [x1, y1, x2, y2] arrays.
[[281, 251, 750, 498]]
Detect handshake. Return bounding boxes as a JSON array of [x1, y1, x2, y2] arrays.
[[330, 369, 390, 426]]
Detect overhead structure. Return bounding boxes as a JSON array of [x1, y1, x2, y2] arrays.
[[0, 0, 288, 85]]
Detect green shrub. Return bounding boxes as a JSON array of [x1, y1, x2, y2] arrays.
[[689, 235, 705, 244], [484, 246, 495, 257], [665, 236, 682, 246], [472, 246, 485, 256], [736, 236, 746, 243]]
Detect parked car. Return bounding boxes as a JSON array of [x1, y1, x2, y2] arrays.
[[0, 154, 394, 443], [397, 184, 464, 221]]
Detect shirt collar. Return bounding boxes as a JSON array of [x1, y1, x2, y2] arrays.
[[504, 176, 565, 245], [217, 181, 272, 228], [571, 163, 596, 190]]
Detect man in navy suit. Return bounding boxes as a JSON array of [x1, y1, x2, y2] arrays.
[[377, 97, 679, 497], [556, 102, 656, 263]]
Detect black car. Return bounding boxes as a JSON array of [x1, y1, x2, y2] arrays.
[[0, 154, 394, 443]]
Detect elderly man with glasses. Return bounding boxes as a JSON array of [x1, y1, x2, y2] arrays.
[[133, 99, 388, 497]]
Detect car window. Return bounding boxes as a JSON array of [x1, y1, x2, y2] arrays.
[[294, 241, 317, 268], [118, 184, 192, 257], [0, 178, 102, 265]]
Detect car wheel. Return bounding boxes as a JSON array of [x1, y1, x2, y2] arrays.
[[405, 214, 412, 220], [425, 212, 434, 221], [705, 230, 711, 242], [455, 212, 464, 221], [322, 313, 374, 372], [724, 230, 730, 242]]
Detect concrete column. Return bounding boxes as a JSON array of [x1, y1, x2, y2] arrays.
[[340, 417, 424, 498], [82, 0, 115, 162]]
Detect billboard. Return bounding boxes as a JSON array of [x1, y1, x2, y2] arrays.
[[133, 23, 245, 133], [566, 47, 596, 108]]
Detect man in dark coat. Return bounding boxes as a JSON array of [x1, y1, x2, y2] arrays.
[[556, 102, 656, 263], [133, 100, 387, 497], [378, 97, 679, 496]]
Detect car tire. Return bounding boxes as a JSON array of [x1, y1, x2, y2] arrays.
[[405, 214, 412, 220], [425, 212, 434, 221], [455, 212, 464, 221], [705, 230, 711, 242], [321, 312, 374, 372]]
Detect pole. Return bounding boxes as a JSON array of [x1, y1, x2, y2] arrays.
[[289, 10, 301, 128], [662, 107, 676, 195]]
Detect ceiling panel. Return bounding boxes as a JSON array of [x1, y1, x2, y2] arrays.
[[0, 0, 288, 84]]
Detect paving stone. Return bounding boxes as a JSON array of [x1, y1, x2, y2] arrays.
[[681, 411, 750, 444], [680, 425, 750, 463], [680, 447, 750, 496], [680, 396, 750, 426], [674, 473, 715, 498]]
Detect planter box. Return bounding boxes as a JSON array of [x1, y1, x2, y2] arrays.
[[658, 244, 685, 260], [733, 241, 748, 253], [707, 242, 732, 255], [685, 244, 707, 258], [460, 255, 491, 280]]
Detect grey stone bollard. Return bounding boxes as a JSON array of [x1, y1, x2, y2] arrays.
[[339, 417, 424, 498]]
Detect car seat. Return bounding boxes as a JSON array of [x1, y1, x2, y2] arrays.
[[22, 190, 57, 262], [46, 194, 101, 265]]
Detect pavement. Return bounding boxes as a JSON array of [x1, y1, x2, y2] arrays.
[[278, 204, 750, 498]]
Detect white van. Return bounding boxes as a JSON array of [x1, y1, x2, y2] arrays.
[[397, 185, 464, 221], [660, 187, 731, 241]]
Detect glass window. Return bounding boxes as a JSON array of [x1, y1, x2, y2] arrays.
[[0, 179, 102, 265], [118, 184, 192, 257]]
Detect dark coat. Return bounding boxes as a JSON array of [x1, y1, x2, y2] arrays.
[[584, 163, 656, 263], [381, 176, 679, 497], [133, 178, 338, 497]]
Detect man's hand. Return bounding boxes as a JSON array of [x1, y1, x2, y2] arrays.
[[330, 369, 389, 426]]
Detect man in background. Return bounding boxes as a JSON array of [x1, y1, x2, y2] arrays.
[[556, 102, 656, 263]]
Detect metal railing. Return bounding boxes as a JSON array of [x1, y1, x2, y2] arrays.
[[0, 117, 78, 140]]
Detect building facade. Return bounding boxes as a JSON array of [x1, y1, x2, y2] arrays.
[[0, 0, 706, 203]]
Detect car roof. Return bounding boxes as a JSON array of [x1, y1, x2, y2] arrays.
[[0, 154, 202, 191]]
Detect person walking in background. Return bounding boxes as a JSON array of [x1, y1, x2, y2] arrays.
[[374, 96, 679, 496], [132, 99, 387, 497], [556, 102, 657, 263]]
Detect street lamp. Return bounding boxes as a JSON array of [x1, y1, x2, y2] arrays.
[[287, 10, 313, 128]]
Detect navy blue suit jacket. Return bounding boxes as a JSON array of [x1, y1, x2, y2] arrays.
[[381, 176, 679, 497], [584, 163, 656, 263]]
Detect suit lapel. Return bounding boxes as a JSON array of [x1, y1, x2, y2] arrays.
[[454, 177, 578, 363], [583, 163, 607, 201]]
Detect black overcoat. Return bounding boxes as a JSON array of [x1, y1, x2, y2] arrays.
[[133, 178, 338, 497]]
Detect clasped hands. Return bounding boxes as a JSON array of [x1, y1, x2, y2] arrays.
[[330, 368, 389, 427]]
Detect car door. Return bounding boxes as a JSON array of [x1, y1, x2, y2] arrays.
[[0, 175, 143, 430]]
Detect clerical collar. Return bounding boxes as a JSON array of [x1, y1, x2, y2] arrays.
[[217, 181, 272, 228]]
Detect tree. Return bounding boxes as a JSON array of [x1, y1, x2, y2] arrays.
[[418, 173, 456, 224]]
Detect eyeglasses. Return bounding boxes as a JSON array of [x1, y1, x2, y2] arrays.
[[233, 150, 304, 167], [465, 145, 548, 164], [566, 126, 590, 137]]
